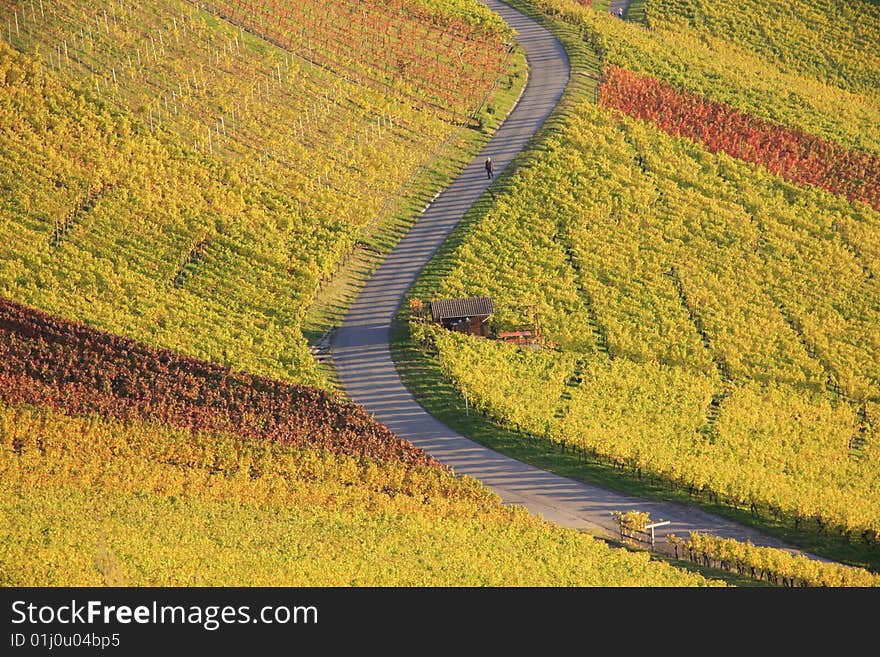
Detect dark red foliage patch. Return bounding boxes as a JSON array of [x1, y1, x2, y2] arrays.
[[0, 296, 445, 471], [600, 65, 880, 210]]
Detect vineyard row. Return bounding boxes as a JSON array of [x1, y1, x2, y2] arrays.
[[600, 65, 880, 211], [0, 297, 439, 470]]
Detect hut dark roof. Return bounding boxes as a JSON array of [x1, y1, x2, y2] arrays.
[[430, 296, 493, 322]]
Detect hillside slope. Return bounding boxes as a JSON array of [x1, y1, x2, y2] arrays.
[[403, 0, 880, 567], [0, 0, 517, 387]]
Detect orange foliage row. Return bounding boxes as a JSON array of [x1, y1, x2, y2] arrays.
[[600, 65, 880, 210], [211, 0, 509, 118], [0, 297, 442, 470]]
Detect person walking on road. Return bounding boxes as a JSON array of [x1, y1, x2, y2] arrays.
[[485, 156, 495, 180]]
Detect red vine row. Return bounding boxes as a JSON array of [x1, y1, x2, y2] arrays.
[[600, 65, 880, 210], [0, 297, 443, 471], [205, 0, 510, 120]]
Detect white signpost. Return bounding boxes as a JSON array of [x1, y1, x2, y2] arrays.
[[644, 520, 671, 548]]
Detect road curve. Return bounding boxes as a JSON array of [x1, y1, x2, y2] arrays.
[[332, 0, 803, 553]]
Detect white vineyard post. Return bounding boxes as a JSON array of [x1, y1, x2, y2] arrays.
[[644, 521, 670, 549]]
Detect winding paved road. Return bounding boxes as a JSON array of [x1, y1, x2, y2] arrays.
[[332, 0, 805, 553]]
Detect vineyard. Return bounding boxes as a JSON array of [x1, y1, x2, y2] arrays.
[[0, 391, 719, 586], [0, 288, 723, 585], [524, 0, 880, 156], [0, 296, 440, 468], [647, 0, 880, 97], [609, 509, 879, 586], [419, 100, 880, 547], [407, 0, 880, 564], [203, 0, 512, 121], [668, 533, 880, 587], [0, 0, 718, 589], [600, 65, 880, 210], [0, 0, 518, 387], [3, 0, 879, 588]]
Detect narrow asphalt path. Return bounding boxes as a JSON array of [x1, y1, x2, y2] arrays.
[[332, 0, 805, 554]]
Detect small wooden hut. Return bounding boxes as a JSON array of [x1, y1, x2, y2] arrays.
[[430, 296, 493, 337]]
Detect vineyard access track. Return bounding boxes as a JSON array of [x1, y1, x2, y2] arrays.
[[332, 0, 817, 556]]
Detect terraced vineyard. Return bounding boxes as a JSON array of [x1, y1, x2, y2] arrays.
[[0, 0, 517, 387], [408, 0, 880, 564]]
